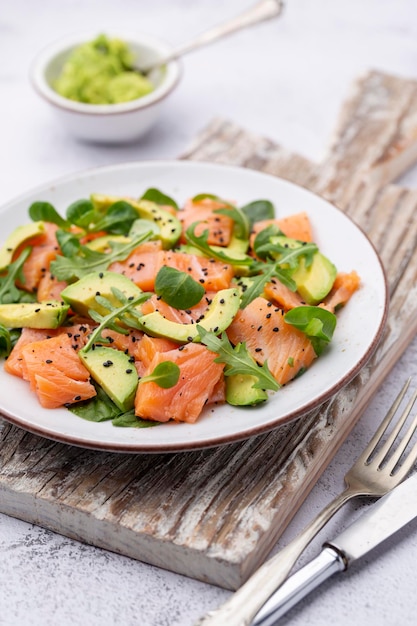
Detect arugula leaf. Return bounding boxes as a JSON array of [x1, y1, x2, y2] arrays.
[[82, 289, 150, 352], [139, 361, 180, 388], [284, 306, 337, 356], [185, 223, 253, 266], [51, 230, 153, 282], [253, 224, 283, 259], [28, 201, 69, 227], [239, 263, 295, 309], [141, 188, 179, 210], [197, 326, 279, 392], [0, 248, 37, 304], [154, 266, 205, 309], [215, 205, 250, 240], [240, 200, 275, 228]]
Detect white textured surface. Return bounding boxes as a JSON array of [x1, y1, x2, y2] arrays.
[[1, 1, 417, 624]]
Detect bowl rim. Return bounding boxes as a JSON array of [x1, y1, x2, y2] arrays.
[[30, 31, 182, 117]]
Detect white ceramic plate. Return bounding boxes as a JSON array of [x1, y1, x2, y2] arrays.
[[0, 161, 388, 452]]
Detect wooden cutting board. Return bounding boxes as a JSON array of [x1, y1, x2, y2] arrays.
[[2, 70, 417, 591]]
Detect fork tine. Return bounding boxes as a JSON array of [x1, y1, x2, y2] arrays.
[[356, 377, 412, 464], [382, 391, 417, 474], [371, 385, 417, 468]]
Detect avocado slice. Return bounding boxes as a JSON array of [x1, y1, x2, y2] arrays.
[[86, 235, 130, 252], [0, 221, 45, 271], [0, 300, 69, 329], [90, 194, 181, 249], [79, 346, 138, 411], [139, 288, 241, 343], [226, 374, 268, 406], [291, 252, 337, 305], [61, 271, 143, 317]]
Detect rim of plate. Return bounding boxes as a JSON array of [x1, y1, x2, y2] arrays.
[[0, 160, 389, 453]]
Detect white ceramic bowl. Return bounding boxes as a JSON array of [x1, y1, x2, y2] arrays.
[[30, 32, 181, 144]]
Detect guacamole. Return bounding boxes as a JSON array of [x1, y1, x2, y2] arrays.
[[53, 34, 154, 105]]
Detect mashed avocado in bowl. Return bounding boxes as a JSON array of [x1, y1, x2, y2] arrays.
[[53, 34, 154, 105]]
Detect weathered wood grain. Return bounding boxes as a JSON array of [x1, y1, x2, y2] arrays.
[[2, 70, 417, 590]]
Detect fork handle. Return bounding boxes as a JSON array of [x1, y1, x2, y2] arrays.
[[195, 487, 357, 626]]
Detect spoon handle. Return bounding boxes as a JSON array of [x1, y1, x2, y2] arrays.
[[139, 0, 284, 72]]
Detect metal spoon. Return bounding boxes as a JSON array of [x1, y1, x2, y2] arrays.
[[135, 0, 284, 74]]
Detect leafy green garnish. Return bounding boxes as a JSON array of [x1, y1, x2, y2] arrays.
[[197, 326, 279, 392], [141, 188, 179, 210], [154, 266, 205, 309], [192, 193, 230, 204], [185, 223, 253, 266], [139, 361, 180, 389], [28, 201, 69, 227], [284, 306, 337, 356], [239, 262, 295, 309], [0, 326, 20, 357], [215, 205, 250, 240], [50, 230, 153, 282], [0, 248, 37, 304], [69, 383, 157, 428], [66, 198, 97, 228], [82, 289, 150, 352], [91, 201, 138, 235], [240, 199, 275, 228]]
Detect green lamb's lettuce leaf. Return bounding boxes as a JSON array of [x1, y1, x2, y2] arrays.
[[28, 201, 69, 228], [197, 326, 279, 392], [90, 201, 139, 235], [284, 306, 337, 356], [240, 199, 275, 228], [141, 188, 179, 210], [154, 266, 205, 309], [139, 361, 180, 389], [0, 325, 20, 358]]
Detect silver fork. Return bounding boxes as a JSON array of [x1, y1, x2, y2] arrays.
[[196, 378, 417, 626]]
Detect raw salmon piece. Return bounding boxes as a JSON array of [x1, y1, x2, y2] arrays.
[[226, 296, 316, 385], [135, 334, 180, 369], [16, 223, 61, 293], [21, 333, 92, 390], [135, 343, 224, 423], [250, 213, 313, 250], [264, 278, 306, 310], [319, 271, 361, 313], [140, 292, 217, 324], [100, 328, 144, 357], [4, 328, 59, 378], [34, 370, 96, 409], [161, 250, 234, 291], [179, 197, 234, 246], [109, 240, 163, 290], [37, 271, 68, 302]]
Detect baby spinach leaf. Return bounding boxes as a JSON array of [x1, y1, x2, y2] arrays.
[[141, 188, 179, 210], [198, 326, 279, 392], [28, 201, 69, 227], [139, 361, 180, 389], [69, 383, 121, 422], [112, 411, 159, 428], [154, 266, 205, 309], [240, 199, 275, 227], [284, 306, 337, 356]]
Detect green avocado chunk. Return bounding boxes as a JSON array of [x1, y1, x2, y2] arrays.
[[226, 374, 268, 406], [79, 346, 138, 411], [0, 300, 69, 329], [90, 194, 181, 249], [61, 271, 142, 317], [139, 288, 241, 343], [0, 221, 45, 271], [291, 252, 337, 305]]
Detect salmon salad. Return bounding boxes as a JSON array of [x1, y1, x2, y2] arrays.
[[0, 189, 360, 427]]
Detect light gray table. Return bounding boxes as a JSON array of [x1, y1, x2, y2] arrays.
[[1, 1, 417, 624]]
